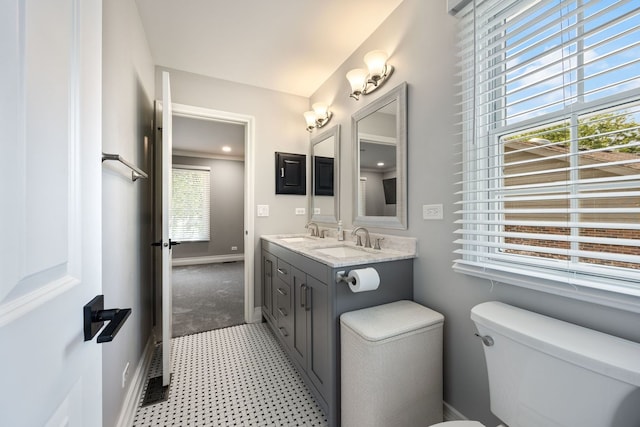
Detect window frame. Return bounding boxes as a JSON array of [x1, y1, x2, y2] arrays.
[[170, 164, 211, 243], [454, 0, 640, 312]]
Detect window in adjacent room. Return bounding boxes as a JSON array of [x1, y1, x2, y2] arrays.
[[454, 0, 640, 309], [170, 165, 211, 242]]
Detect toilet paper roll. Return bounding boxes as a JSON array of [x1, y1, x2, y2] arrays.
[[347, 267, 380, 293]]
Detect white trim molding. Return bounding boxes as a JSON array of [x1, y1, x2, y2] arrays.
[[115, 333, 156, 427], [172, 254, 244, 267]]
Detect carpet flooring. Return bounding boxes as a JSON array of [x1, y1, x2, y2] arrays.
[[172, 261, 245, 337]]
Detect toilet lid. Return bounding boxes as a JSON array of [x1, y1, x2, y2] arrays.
[[430, 422, 486, 427]]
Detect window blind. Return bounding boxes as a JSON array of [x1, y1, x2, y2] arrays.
[[454, 0, 640, 305], [171, 166, 211, 242]]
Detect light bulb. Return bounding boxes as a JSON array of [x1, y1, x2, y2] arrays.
[[346, 68, 368, 96], [364, 50, 389, 81], [304, 111, 317, 130], [312, 103, 328, 117]]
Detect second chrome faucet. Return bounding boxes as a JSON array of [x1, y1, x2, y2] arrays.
[[351, 226, 371, 248]]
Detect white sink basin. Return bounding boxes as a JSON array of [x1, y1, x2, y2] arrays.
[[314, 246, 369, 258], [280, 236, 313, 243]]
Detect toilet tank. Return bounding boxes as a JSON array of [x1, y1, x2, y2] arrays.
[[471, 302, 640, 427]]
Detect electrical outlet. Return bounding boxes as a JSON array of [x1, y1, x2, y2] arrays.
[[257, 205, 269, 217], [231, 246, 238, 251], [295, 208, 306, 215], [423, 204, 443, 220], [122, 362, 130, 388]]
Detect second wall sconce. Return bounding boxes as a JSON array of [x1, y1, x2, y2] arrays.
[[346, 50, 394, 100], [304, 102, 333, 132]]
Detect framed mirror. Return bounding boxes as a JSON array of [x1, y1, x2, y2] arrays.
[[353, 82, 407, 229], [310, 124, 340, 224]]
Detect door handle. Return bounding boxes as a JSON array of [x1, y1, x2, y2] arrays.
[[83, 295, 132, 343], [300, 284, 307, 308], [151, 239, 181, 248]]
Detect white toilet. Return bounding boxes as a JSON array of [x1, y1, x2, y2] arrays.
[[432, 301, 640, 427]]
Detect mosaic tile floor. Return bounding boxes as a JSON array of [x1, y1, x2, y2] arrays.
[[133, 323, 328, 426]]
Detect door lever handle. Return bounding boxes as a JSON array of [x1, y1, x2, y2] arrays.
[[83, 295, 132, 343], [151, 239, 181, 248]]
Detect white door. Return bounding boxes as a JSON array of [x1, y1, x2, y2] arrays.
[[161, 71, 174, 387], [0, 0, 103, 426]]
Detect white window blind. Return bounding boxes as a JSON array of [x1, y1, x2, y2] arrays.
[[170, 165, 211, 242], [454, 0, 640, 308]]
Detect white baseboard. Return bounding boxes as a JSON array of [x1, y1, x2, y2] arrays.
[[115, 333, 156, 427], [443, 401, 467, 421], [172, 254, 244, 266], [250, 306, 262, 323]]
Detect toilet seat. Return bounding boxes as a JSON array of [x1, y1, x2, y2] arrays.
[[430, 421, 486, 427]]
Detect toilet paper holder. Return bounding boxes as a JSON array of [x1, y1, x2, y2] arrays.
[[336, 271, 355, 285]]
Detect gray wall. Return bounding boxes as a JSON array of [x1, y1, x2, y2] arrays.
[[310, 0, 640, 424], [102, 0, 155, 426], [171, 155, 245, 259], [154, 66, 311, 308]]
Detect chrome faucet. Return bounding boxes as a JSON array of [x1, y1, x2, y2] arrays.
[[352, 226, 371, 248], [305, 222, 319, 237]]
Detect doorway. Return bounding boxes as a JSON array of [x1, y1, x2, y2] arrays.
[[171, 114, 245, 336], [152, 103, 258, 340]]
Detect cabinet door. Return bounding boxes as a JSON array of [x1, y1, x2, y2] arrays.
[[307, 275, 330, 399], [275, 152, 306, 195], [262, 251, 276, 320], [291, 267, 308, 367]]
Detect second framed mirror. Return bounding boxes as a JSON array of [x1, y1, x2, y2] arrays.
[[310, 124, 340, 224], [353, 82, 407, 229]]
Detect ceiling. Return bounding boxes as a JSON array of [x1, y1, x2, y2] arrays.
[[172, 116, 245, 158], [135, 0, 404, 98]]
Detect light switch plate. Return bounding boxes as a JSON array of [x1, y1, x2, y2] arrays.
[[314, 208, 321, 215], [423, 204, 443, 220], [295, 208, 306, 215], [257, 205, 269, 217]]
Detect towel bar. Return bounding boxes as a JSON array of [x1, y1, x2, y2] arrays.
[[102, 152, 148, 181]]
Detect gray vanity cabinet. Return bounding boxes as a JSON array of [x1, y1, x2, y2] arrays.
[[262, 251, 276, 320], [291, 270, 330, 399], [291, 267, 308, 365], [305, 274, 330, 398], [261, 238, 413, 427], [274, 259, 294, 348]]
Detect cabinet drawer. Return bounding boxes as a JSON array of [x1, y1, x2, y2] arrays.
[[275, 280, 294, 349], [276, 259, 292, 284], [275, 282, 291, 316]]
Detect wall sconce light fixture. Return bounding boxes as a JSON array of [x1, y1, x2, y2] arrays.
[[346, 50, 394, 100], [304, 102, 333, 132]]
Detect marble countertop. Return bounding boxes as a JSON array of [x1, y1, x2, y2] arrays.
[[261, 232, 418, 268]]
